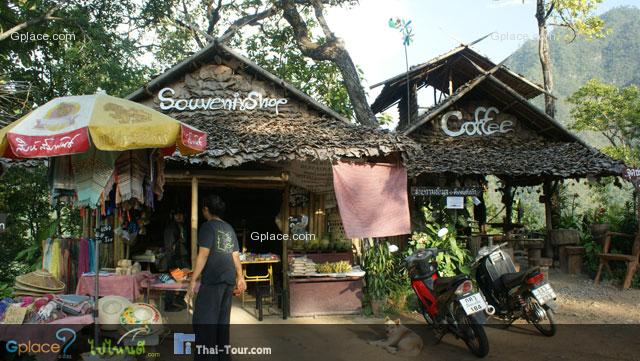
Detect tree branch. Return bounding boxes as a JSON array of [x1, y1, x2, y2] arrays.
[[311, 0, 335, 40], [0, 2, 66, 42], [182, 0, 204, 48], [206, 0, 224, 35], [219, 6, 278, 43]]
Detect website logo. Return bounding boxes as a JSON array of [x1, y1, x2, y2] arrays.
[[6, 328, 76, 358], [174, 333, 195, 355]]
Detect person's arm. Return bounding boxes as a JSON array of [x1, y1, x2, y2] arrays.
[[188, 246, 210, 296], [232, 251, 246, 295]]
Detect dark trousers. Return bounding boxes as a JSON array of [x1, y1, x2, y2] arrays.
[[193, 283, 234, 361]]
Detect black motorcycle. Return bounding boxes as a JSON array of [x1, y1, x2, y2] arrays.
[[471, 243, 557, 336], [404, 248, 492, 357]]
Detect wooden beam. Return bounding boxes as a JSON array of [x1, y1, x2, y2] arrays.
[[191, 177, 199, 268], [543, 180, 554, 259]]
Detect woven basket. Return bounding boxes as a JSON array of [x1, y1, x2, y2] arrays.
[[15, 270, 65, 291]]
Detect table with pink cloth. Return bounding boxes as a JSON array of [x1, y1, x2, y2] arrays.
[[0, 315, 93, 361], [76, 272, 154, 301], [141, 280, 200, 303]]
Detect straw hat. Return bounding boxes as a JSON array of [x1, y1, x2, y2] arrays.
[[15, 270, 65, 291], [119, 303, 163, 335], [98, 295, 132, 331]]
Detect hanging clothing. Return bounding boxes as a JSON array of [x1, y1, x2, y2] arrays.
[[78, 238, 90, 281], [153, 155, 166, 201], [116, 150, 148, 204], [48, 239, 61, 280], [88, 238, 96, 273], [332, 161, 411, 238], [72, 147, 119, 208]]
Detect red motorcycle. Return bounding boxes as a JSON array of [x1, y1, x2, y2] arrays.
[[404, 247, 493, 358]]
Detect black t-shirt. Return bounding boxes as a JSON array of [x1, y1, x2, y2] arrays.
[[198, 219, 239, 285]]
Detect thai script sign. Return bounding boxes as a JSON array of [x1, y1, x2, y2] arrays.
[[441, 106, 514, 137], [622, 167, 640, 190], [158, 87, 288, 115], [411, 186, 482, 197]]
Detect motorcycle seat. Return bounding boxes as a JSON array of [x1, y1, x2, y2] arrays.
[[434, 274, 468, 294], [500, 267, 540, 290]]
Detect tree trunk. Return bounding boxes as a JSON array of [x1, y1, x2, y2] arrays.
[[536, 0, 556, 118], [279, 0, 377, 126], [334, 48, 377, 126]]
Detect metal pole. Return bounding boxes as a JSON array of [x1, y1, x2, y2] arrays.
[[404, 44, 411, 124], [94, 210, 100, 345]]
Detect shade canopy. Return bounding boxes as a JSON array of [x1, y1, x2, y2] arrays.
[[0, 92, 207, 159]]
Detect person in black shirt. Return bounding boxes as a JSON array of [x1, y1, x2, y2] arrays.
[[164, 209, 189, 311], [187, 195, 246, 361]]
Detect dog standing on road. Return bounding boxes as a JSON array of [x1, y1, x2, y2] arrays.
[[368, 317, 423, 357]]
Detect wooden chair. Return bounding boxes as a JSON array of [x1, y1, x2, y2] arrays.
[[593, 231, 640, 289]]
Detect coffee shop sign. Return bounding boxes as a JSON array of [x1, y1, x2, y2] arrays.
[[441, 106, 514, 137], [158, 87, 288, 115]]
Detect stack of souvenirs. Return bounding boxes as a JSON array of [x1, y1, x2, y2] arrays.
[[289, 256, 317, 276], [1, 271, 93, 324]]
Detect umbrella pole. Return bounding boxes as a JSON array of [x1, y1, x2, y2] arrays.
[[94, 209, 100, 346]]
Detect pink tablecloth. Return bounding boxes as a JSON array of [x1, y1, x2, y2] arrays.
[[0, 315, 93, 361], [76, 272, 153, 301]]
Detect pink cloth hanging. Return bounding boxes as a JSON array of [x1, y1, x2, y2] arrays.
[[332, 161, 411, 239], [77, 238, 90, 281]]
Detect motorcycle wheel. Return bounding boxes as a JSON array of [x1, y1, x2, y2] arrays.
[[460, 315, 490, 358], [528, 297, 556, 337]]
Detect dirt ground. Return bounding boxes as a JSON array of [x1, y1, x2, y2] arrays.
[[156, 270, 640, 361], [546, 269, 640, 324]]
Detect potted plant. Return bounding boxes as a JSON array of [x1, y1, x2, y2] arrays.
[[362, 241, 406, 316]]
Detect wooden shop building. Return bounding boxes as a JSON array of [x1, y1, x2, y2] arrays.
[[127, 40, 417, 317], [370, 41, 625, 263]]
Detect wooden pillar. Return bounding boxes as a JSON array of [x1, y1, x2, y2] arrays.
[[543, 180, 554, 258], [191, 177, 199, 268], [282, 184, 290, 302], [398, 83, 418, 129], [502, 183, 514, 235]]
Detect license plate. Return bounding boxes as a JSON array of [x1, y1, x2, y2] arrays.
[[532, 283, 556, 305], [460, 293, 487, 315]]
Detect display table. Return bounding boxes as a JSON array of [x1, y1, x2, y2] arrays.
[[288, 276, 363, 316], [241, 259, 280, 307], [76, 272, 153, 301], [141, 280, 200, 307]]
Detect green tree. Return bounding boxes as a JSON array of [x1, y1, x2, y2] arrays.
[[568, 79, 640, 166], [138, 0, 373, 124], [533, 0, 608, 118], [1, 0, 153, 110], [0, 165, 53, 290]]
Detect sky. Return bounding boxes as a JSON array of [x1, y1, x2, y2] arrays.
[[324, 0, 637, 107]]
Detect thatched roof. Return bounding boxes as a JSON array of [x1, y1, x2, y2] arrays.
[[408, 136, 624, 185], [404, 71, 624, 184], [169, 113, 417, 168], [128, 41, 419, 168], [370, 35, 547, 114]]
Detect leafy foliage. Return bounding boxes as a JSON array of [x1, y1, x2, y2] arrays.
[[362, 240, 407, 301], [547, 0, 608, 40], [409, 223, 471, 277], [1, 0, 153, 110], [568, 79, 640, 166]]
